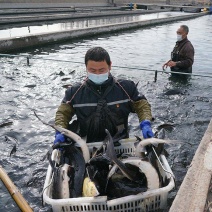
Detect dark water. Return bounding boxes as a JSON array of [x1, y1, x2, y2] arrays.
[[0, 14, 212, 212]]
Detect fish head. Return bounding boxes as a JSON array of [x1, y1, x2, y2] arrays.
[[135, 142, 147, 158]]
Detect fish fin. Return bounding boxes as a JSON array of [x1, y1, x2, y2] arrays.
[[135, 135, 142, 142], [112, 126, 127, 143], [9, 144, 16, 156], [105, 129, 117, 162]]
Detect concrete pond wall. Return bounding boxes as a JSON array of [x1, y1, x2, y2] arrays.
[[170, 118, 212, 211], [0, 12, 208, 53], [0, 0, 109, 8]]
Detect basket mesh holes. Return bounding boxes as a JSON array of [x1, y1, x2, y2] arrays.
[[73, 205, 76, 210], [155, 195, 161, 208], [115, 148, 134, 154], [102, 205, 107, 210], [81, 205, 84, 211]]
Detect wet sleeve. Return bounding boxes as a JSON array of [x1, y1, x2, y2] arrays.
[[55, 103, 75, 129], [55, 87, 76, 128], [132, 99, 152, 122], [176, 42, 194, 68]]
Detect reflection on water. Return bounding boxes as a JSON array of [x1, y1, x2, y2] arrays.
[[0, 14, 212, 212], [0, 12, 191, 39]]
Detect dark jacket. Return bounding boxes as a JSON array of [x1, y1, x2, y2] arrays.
[[55, 75, 152, 142], [171, 38, 194, 73]]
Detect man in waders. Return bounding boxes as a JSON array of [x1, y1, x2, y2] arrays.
[[162, 25, 194, 79], [54, 47, 154, 144]]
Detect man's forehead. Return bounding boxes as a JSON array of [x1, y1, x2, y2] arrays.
[[86, 60, 109, 68], [177, 27, 184, 33]]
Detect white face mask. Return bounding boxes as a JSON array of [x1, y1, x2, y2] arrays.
[[87, 72, 109, 85], [177, 34, 183, 42]]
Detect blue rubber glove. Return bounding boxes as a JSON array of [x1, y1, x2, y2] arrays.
[[140, 120, 154, 139], [53, 131, 65, 145]]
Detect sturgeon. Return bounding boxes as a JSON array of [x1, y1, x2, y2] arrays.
[[163, 88, 186, 96], [107, 157, 160, 190], [105, 129, 140, 182], [34, 111, 90, 162], [48, 145, 85, 199], [63, 145, 85, 198], [52, 163, 71, 199], [0, 121, 13, 128], [135, 137, 180, 158]]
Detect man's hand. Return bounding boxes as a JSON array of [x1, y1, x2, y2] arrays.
[[162, 60, 177, 69], [167, 60, 177, 67], [140, 120, 154, 139], [53, 131, 65, 145]]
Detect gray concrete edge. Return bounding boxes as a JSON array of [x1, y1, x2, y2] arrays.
[[0, 3, 109, 8], [170, 118, 212, 212], [0, 12, 208, 53], [0, 9, 171, 25]]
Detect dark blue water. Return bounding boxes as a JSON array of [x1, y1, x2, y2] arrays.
[[0, 14, 212, 212]]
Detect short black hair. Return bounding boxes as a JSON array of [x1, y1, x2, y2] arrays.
[[180, 25, 189, 34], [85, 47, 111, 66]]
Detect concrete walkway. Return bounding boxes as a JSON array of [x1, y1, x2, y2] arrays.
[[0, 11, 208, 53], [170, 118, 212, 212]]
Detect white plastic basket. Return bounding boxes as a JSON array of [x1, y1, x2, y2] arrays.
[[43, 138, 175, 212]]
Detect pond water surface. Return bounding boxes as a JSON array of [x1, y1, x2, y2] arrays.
[[0, 13, 212, 212]]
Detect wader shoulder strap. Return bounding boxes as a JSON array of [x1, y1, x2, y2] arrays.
[[66, 79, 87, 104]]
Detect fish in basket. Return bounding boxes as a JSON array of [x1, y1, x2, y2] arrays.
[[42, 127, 176, 212]]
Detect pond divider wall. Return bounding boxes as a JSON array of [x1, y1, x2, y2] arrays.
[[170, 118, 212, 211], [0, 12, 208, 53]]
